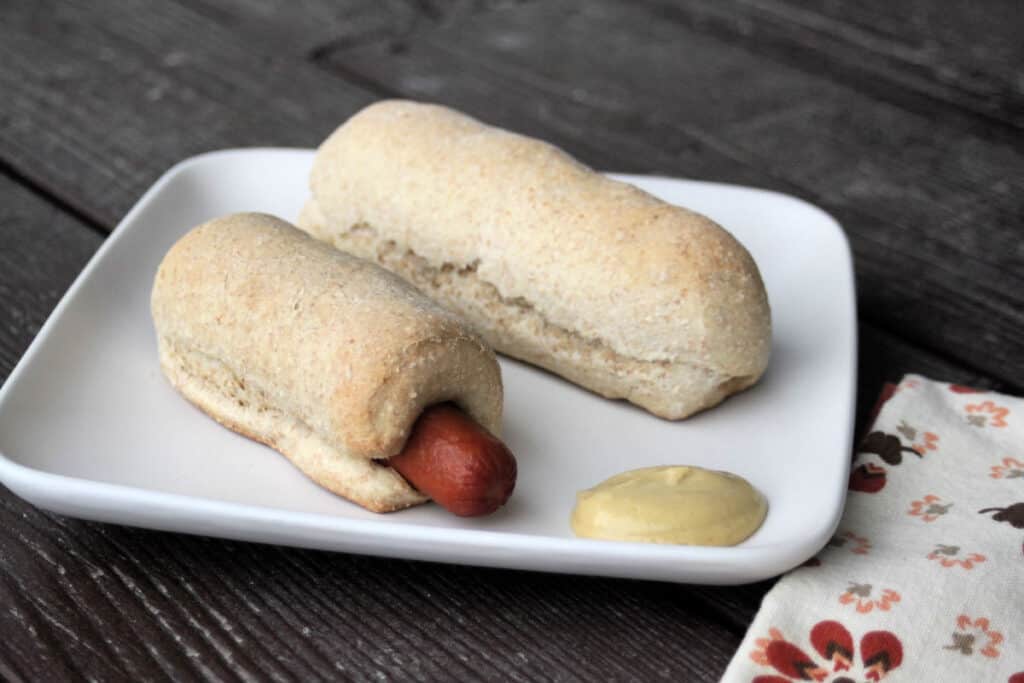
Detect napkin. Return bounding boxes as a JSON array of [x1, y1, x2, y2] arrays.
[[722, 375, 1024, 682]]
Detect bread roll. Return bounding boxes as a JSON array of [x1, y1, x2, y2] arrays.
[[300, 100, 771, 419], [151, 213, 503, 512]]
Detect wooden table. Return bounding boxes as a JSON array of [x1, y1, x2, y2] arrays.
[[1, 1, 1020, 679]]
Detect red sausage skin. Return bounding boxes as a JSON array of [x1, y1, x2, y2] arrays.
[[388, 404, 517, 517]]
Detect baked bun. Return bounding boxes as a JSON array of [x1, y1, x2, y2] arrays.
[[300, 100, 771, 419], [151, 212, 503, 511]]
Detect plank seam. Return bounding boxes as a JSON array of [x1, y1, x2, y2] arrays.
[[630, 0, 1022, 134], [0, 161, 110, 236], [859, 317, 1022, 395]]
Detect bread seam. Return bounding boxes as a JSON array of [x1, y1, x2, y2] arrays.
[[158, 335, 428, 513], [303, 218, 752, 419], [304, 101, 771, 419]]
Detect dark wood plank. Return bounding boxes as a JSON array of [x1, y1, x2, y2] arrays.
[[187, 0, 1024, 131], [318, 0, 1024, 389], [0, 0, 376, 229], [178, 0, 419, 57], [178, 0, 514, 58], [634, 0, 1024, 130], [0, 502, 748, 682], [854, 324, 1010, 429], [1, 2, 1020, 680]]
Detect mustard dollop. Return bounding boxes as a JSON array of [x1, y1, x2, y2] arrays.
[[571, 466, 767, 546]]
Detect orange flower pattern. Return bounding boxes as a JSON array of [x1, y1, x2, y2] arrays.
[[943, 615, 1004, 658], [926, 544, 986, 569], [965, 401, 1009, 428], [895, 421, 939, 455], [828, 530, 871, 555], [838, 583, 901, 613], [990, 457, 1024, 480], [912, 432, 939, 454], [907, 494, 953, 522], [727, 377, 1024, 682]]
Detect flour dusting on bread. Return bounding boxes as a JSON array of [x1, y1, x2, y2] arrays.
[[302, 101, 771, 419]]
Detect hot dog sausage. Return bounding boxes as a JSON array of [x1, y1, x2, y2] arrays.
[[388, 403, 517, 517]]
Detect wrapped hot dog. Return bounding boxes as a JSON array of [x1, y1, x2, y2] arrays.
[[151, 213, 515, 515]]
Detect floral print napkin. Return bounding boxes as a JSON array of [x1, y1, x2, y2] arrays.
[[722, 375, 1024, 682]]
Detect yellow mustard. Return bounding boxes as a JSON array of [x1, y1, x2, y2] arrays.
[[570, 466, 767, 546]]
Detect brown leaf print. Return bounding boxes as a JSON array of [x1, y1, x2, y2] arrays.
[[858, 431, 922, 466], [978, 503, 1024, 529]]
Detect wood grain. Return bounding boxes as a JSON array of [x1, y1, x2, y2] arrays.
[[636, 0, 1024, 130], [0, 0, 374, 228], [0, 1, 1020, 680], [179, 0, 516, 58], [317, 0, 1024, 389], [0, 499, 749, 682]]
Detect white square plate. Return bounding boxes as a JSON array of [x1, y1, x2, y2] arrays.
[[0, 149, 855, 584]]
